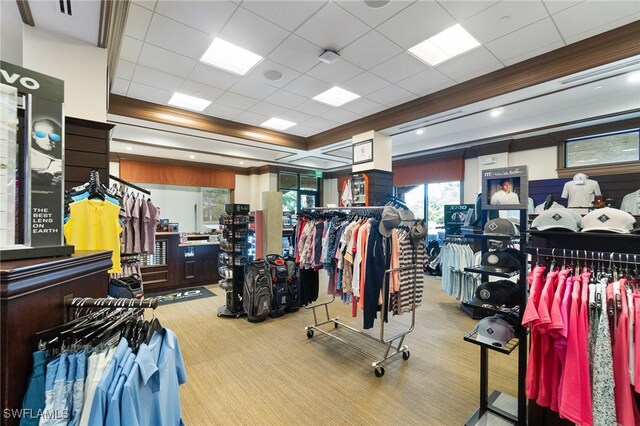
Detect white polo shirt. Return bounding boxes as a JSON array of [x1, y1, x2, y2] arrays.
[[561, 179, 601, 208]]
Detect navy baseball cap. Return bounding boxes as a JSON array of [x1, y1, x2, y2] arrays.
[[476, 248, 522, 274], [471, 280, 521, 308]]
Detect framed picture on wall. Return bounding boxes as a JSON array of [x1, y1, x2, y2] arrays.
[[481, 165, 529, 211], [352, 139, 373, 165]]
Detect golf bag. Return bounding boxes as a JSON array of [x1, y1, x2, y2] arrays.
[[243, 259, 272, 322], [266, 254, 289, 317]]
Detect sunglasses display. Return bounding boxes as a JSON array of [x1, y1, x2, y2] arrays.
[[34, 130, 61, 142]]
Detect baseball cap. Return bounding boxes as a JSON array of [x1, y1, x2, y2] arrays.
[[378, 206, 401, 237], [474, 315, 515, 348], [581, 207, 635, 234], [531, 208, 582, 232], [476, 248, 522, 274], [471, 280, 521, 308], [410, 219, 428, 244], [483, 218, 518, 237]]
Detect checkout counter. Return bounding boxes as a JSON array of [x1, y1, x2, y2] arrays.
[[141, 232, 220, 293]]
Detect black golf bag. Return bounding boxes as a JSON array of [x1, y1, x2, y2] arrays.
[[266, 254, 289, 317], [284, 256, 300, 312], [243, 259, 272, 322]]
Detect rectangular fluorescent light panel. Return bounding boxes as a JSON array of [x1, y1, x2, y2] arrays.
[[261, 117, 297, 131], [312, 86, 360, 107], [200, 38, 262, 76], [409, 24, 480, 66], [168, 92, 211, 112]]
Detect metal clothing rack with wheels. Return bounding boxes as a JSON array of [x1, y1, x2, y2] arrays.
[[300, 206, 420, 377]]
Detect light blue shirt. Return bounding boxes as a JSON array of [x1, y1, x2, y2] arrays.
[[151, 329, 187, 426], [120, 342, 159, 426], [68, 350, 86, 426], [87, 338, 129, 426], [105, 352, 135, 426]]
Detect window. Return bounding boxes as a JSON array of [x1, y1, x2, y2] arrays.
[[564, 129, 639, 168], [279, 172, 320, 214], [202, 187, 230, 226]]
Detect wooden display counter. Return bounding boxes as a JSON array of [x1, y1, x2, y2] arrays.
[[0, 250, 112, 426]]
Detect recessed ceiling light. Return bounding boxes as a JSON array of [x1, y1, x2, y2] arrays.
[[125, 146, 133, 151], [628, 70, 640, 83], [313, 86, 360, 107], [490, 108, 503, 117], [261, 117, 297, 130], [200, 38, 263, 76], [189, 154, 195, 159], [408, 24, 480, 66], [168, 92, 211, 112], [364, 0, 390, 8], [594, 85, 603, 90], [263, 70, 283, 81], [416, 129, 424, 135], [239, 161, 245, 165]]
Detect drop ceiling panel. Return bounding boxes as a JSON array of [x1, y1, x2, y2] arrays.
[[283, 74, 332, 98], [240, 1, 325, 32], [216, 92, 260, 110], [177, 80, 224, 103], [366, 85, 416, 107], [542, 0, 577, 15], [335, 0, 415, 28], [229, 78, 278, 100], [294, 100, 332, 117], [137, 44, 197, 78], [463, 1, 550, 44], [376, 1, 456, 49], [187, 63, 242, 91], [218, 7, 290, 57], [437, 1, 498, 22], [111, 79, 130, 96], [340, 72, 390, 96], [263, 91, 307, 109], [202, 103, 243, 120], [287, 125, 319, 137], [295, 2, 370, 51], [277, 109, 315, 124], [119, 36, 144, 63], [123, 3, 153, 40], [319, 108, 362, 124], [247, 101, 287, 118], [266, 35, 323, 73], [305, 59, 364, 86], [115, 60, 136, 80], [370, 52, 429, 83], [485, 18, 564, 65], [235, 111, 270, 126], [127, 82, 173, 105], [132, 65, 184, 92], [302, 116, 340, 131], [435, 47, 502, 83], [341, 97, 386, 116], [396, 68, 456, 96], [154, 0, 236, 34], [339, 30, 404, 70], [145, 13, 213, 59]]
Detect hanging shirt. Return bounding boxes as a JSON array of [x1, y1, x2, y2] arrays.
[[146, 200, 160, 255], [561, 179, 601, 207], [592, 281, 616, 426], [613, 280, 636, 426]]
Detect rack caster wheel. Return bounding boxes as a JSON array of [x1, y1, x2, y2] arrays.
[[306, 330, 314, 339], [402, 351, 410, 360], [334, 323, 339, 329], [374, 366, 385, 377]]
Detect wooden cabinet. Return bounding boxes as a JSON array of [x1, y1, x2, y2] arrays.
[[178, 243, 220, 286]]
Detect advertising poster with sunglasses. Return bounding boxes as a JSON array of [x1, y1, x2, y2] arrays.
[[0, 61, 64, 247]]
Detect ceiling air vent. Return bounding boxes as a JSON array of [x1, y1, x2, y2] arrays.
[[58, 0, 72, 16]]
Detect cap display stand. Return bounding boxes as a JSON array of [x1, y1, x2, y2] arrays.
[[462, 209, 528, 426], [217, 204, 250, 318]]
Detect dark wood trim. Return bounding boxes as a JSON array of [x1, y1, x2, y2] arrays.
[[393, 149, 465, 167], [463, 140, 512, 159], [67, 116, 116, 132], [306, 21, 640, 149], [108, 94, 307, 150], [16, 0, 34, 26]]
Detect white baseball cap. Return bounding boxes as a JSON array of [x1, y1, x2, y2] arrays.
[[531, 208, 582, 232], [474, 315, 515, 348], [581, 207, 635, 234]]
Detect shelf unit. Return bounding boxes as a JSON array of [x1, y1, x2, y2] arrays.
[[217, 204, 250, 318], [463, 210, 528, 426]]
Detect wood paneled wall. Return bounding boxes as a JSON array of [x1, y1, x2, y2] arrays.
[[120, 159, 236, 189], [64, 117, 114, 190]]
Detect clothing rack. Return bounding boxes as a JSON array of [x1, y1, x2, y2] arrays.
[[109, 174, 151, 196], [301, 207, 421, 377], [525, 247, 640, 267], [66, 297, 158, 309]]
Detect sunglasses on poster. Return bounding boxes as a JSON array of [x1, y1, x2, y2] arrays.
[[34, 130, 61, 142]]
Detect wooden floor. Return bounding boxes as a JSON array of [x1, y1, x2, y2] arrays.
[[156, 275, 520, 425]]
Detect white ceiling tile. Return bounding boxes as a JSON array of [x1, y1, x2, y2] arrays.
[[296, 2, 371, 51], [305, 59, 364, 85], [132, 65, 184, 91], [289, 156, 346, 169], [335, 0, 415, 28], [486, 18, 564, 64], [435, 46, 503, 83], [268, 35, 324, 73], [145, 14, 213, 59], [283, 74, 332, 98], [119, 36, 143, 63], [247, 101, 287, 117], [341, 97, 386, 116], [245, 59, 301, 89], [202, 103, 243, 120], [124, 3, 153, 40], [302, 116, 340, 130], [115, 60, 136, 80], [127, 81, 173, 105], [229, 78, 277, 100], [436, 1, 498, 22], [138, 44, 197, 77], [154, 1, 236, 34], [463, 1, 550, 44], [188, 63, 242, 90], [396, 68, 456, 96], [287, 126, 319, 137], [501, 40, 565, 67], [370, 52, 429, 83], [339, 30, 403, 70], [278, 109, 315, 124], [366, 85, 416, 107], [320, 108, 362, 124], [131, 0, 157, 11], [542, 0, 580, 15], [240, 1, 325, 32], [177, 80, 224, 102], [295, 100, 332, 116], [111, 78, 130, 95], [341, 72, 390, 96], [376, 1, 456, 49], [552, 1, 640, 44], [263, 90, 307, 109], [236, 111, 270, 126], [219, 7, 290, 57], [216, 91, 260, 110]]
